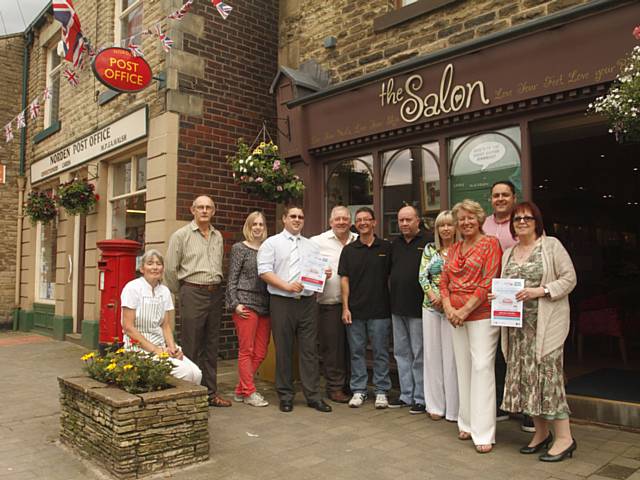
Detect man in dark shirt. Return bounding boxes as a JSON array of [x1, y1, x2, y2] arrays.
[[339, 207, 392, 409], [388, 205, 429, 414]]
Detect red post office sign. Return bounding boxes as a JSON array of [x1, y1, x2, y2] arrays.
[[92, 47, 153, 93]]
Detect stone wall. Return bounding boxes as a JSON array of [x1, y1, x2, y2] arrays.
[[279, 0, 590, 82], [59, 375, 209, 479], [0, 33, 24, 327]]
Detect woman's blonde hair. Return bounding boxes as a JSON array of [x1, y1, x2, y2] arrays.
[[452, 199, 486, 233], [242, 211, 268, 243], [433, 210, 457, 250]]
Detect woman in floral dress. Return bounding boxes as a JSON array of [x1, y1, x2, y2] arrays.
[[493, 201, 577, 462]]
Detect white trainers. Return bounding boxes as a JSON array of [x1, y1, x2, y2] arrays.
[[348, 392, 367, 408], [374, 393, 389, 409], [244, 392, 269, 407], [233, 393, 244, 403]]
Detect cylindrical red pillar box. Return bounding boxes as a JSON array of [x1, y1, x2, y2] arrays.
[[97, 239, 142, 350]]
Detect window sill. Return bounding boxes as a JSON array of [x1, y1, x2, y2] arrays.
[[374, 0, 458, 33], [33, 120, 61, 144]]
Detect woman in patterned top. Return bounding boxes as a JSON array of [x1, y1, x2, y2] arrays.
[[419, 210, 459, 422], [441, 199, 502, 454], [226, 211, 271, 407], [121, 249, 202, 384], [489, 202, 577, 462]]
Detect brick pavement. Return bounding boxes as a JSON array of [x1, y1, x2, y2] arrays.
[[0, 330, 638, 480]]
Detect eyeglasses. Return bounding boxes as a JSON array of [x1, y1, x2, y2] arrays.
[[513, 215, 535, 223], [194, 205, 214, 211], [288, 214, 304, 220]]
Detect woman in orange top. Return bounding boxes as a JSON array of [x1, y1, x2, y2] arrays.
[[441, 199, 502, 454]]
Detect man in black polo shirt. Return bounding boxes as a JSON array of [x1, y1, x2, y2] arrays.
[[339, 207, 392, 409], [388, 205, 429, 414]]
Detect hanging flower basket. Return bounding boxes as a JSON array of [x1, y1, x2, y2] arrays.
[[24, 190, 58, 225], [588, 27, 640, 143], [228, 135, 305, 204], [56, 178, 99, 216]]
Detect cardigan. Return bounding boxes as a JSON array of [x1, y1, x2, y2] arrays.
[[500, 235, 577, 363]]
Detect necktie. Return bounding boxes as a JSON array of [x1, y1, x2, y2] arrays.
[[288, 236, 300, 284]]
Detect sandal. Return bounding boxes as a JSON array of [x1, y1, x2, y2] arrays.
[[458, 431, 471, 441], [429, 413, 444, 421], [476, 444, 493, 454], [208, 393, 232, 407]]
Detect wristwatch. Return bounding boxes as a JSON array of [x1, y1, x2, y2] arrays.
[[543, 286, 550, 297]]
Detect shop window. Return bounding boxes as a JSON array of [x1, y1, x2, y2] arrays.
[[35, 195, 58, 303], [44, 39, 62, 129], [326, 156, 374, 222], [449, 126, 521, 214], [398, 0, 418, 6], [382, 143, 439, 238], [109, 156, 146, 246], [115, 0, 144, 46]]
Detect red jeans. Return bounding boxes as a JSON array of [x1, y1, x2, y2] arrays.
[[233, 309, 271, 396]]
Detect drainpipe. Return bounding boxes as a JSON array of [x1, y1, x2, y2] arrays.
[[14, 30, 33, 324]]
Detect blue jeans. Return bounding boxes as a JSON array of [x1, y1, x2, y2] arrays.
[[392, 314, 425, 405], [346, 318, 391, 395]]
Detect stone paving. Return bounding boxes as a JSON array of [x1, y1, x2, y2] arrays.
[[0, 330, 639, 480]]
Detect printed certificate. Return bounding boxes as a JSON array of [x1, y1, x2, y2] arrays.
[[300, 253, 330, 293], [491, 278, 524, 328]]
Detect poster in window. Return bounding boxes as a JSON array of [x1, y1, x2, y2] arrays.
[[425, 181, 440, 211]]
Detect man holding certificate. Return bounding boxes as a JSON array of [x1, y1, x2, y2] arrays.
[[257, 206, 332, 414]]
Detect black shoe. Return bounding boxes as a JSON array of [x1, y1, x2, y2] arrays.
[[307, 399, 332, 413], [279, 400, 293, 413], [521, 414, 536, 433], [496, 408, 510, 422], [539, 439, 577, 462], [520, 433, 553, 454], [409, 403, 426, 414], [388, 399, 410, 408]]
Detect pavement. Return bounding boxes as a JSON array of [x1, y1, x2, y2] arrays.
[[0, 330, 639, 480]]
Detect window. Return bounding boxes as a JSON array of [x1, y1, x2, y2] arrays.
[[35, 191, 58, 302], [108, 155, 147, 246], [115, 0, 144, 47], [449, 126, 522, 213], [382, 143, 440, 237], [326, 156, 374, 222], [399, 0, 418, 6], [44, 40, 63, 129]]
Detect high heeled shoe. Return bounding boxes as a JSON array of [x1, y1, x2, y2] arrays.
[[519, 432, 553, 454], [539, 439, 577, 462]]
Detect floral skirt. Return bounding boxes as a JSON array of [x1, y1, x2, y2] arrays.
[[501, 322, 570, 419]]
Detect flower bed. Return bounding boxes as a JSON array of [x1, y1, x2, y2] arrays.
[[59, 375, 209, 479]]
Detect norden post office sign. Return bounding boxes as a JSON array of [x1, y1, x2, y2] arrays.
[[30, 108, 147, 184]]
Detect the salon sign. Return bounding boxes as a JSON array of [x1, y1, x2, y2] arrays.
[[379, 63, 490, 123]]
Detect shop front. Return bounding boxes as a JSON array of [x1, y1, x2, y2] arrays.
[[272, 2, 640, 426]]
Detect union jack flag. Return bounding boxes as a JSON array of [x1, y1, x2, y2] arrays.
[[43, 87, 52, 101], [29, 99, 41, 120], [128, 43, 144, 58], [16, 111, 26, 129], [63, 68, 80, 87], [153, 24, 173, 53], [4, 122, 13, 143], [212, 0, 233, 20], [53, 0, 86, 68], [168, 0, 193, 20]]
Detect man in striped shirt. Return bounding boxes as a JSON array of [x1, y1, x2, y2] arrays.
[[165, 196, 231, 407]]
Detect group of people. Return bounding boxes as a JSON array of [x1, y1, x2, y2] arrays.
[[119, 180, 578, 462]]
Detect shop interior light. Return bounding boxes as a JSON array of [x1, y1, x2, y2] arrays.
[[126, 209, 146, 214]]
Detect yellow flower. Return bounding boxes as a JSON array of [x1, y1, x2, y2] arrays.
[[106, 363, 117, 371], [259, 142, 266, 148], [158, 352, 170, 359], [253, 148, 263, 155], [273, 145, 278, 151], [81, 352, 96, 361], [123, 364, 133, 371], [115, 348, 125, 354]]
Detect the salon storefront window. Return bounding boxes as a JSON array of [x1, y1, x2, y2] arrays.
[[36, 197, 58, 302], [326, 156, 374, 221], [109, 155, 147, 246], [449, 126, 522, 213], [382, 143, 439, 238]]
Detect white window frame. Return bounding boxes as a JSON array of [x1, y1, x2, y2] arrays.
[[34, 202, 58, 305], [106, 155, 147, 240], [44, 40, 63, 129], [114, 0, 144, 47]]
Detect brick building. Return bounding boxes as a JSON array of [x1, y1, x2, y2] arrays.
[[0, 33, 24, 328], [12, 0, 278, 358], [274, 0, 640, 426]]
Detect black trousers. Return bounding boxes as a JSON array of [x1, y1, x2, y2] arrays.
[[317, 303, 349, 393], [270, 295, 321, 402], [179, 285, 223, 395]]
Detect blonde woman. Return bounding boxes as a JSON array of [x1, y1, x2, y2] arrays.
[[440, 199, 502, 454], [226, 211, 271, 407], [419, 210, 459, 422]]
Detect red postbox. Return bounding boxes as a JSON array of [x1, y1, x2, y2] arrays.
[[97, 239, 141, 350]]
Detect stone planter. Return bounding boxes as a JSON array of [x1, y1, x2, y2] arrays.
[[58, 375, 209, 479]]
